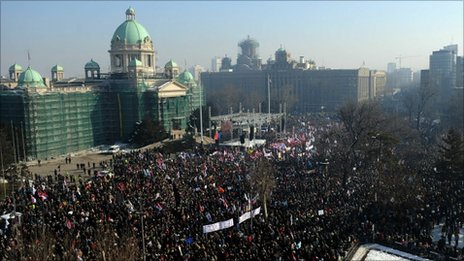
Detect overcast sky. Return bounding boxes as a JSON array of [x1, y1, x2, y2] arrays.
[[1, 1, 463, 78]]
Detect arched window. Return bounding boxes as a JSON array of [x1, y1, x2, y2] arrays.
[[115, 55, 122, 67]]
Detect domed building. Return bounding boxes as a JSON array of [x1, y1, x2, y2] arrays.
[[9, 63, 22, 82], [164, 59, 180, 79], [0, 7, 204, 161], [51, 64, 64, 82], [17, 66, 46, 89], [85, 59, 101, 79], [109, 7, 155, 74], [177, 70, 195, 86]]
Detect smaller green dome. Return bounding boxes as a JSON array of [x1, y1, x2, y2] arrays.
[[18, 67, 46, 88], [177, 70, 194, 85], [85, 59, 100, 69], [165, 59, 178, 68], [128, 59, 143, 67], [51, 64, 64, 72], [9, 63, 22, 71]]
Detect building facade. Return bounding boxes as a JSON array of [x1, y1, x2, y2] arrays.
[[202, 38, 382, 115], [0, 8, 203, 160]]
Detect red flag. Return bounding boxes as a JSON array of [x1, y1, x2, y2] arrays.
[[117, 182, 126, 191], [217, 186, 225, 194], [220, 197, 228, 209], [67, 219, 72, 229], [38, 191, 48, 201]]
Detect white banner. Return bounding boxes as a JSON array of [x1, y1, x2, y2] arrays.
[[203, 207, 261, 233], [203, 222, 220, 234], [238, 207, 261, 224], [203, 218, 234, 234], [239, 212, 251, 224], [219, 218, 234, 230]]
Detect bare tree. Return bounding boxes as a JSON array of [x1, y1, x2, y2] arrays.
[[95, 224, 141, 261], [250, 158, 276, 219]]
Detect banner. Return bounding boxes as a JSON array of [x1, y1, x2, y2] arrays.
[[203, 218, 234, 234], [203, 222, 220, 234], [238, 207, 261, 224], [203, 207, 261, 233], [239, 212, 251, 224]]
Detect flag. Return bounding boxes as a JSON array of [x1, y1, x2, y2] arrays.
[[38, 191, 48, 201], [66, 219, 72, 229], [155, 202, 163, 212], [205, 212, 212, 222], [217, 186, 225, 194], [219, 197, 228, 209], [117, 182, 126, 191], [185, 236, 193, 245]]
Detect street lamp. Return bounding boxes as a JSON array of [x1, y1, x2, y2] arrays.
[[0, 140, 6, 198]]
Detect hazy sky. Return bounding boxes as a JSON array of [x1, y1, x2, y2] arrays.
[[1, 1, 463, 78]]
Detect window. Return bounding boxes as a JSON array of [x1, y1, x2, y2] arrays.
[[115, 55, 122, 67]]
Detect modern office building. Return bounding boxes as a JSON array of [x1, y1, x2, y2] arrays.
[[0, 8, 203, 161], [427, 45, 460, 103]]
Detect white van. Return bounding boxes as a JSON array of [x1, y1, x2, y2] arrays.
[[108, 145, 120, 154]]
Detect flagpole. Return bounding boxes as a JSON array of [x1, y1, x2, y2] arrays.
[[199, 83, 204, 143], [267, 74, 271, 122]]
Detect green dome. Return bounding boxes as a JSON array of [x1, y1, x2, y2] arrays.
[[165, 59, 178, 68], [128, 59, 143, 67], [9, 63, 22, 71], [18, 67, 46, 88], [85, 59, 100, 69], [112, 8, 151, 45], [177, 70, 194, 84], [51, 64, 64, 72]]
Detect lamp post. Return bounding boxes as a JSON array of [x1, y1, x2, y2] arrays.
[[0, 140, 5, 198]]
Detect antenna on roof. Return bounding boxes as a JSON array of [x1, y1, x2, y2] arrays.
[[27, 50, 31, 67]]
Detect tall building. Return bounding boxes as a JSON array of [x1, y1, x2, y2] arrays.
[[387, 62, 396, 74], [211, 57, 222, 72], [456, 56, 463, 88], [429, 45, 458, 99], [396, 67, 413, 88], [369, 70, 387, 98], [189, 65, 205, 83], [0, 8, 203, 160]]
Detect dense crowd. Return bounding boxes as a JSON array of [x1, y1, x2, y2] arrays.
[[0, 114, 463, 260]]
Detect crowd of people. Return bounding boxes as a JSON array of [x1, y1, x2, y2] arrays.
[[0, 114, 463, 260]]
